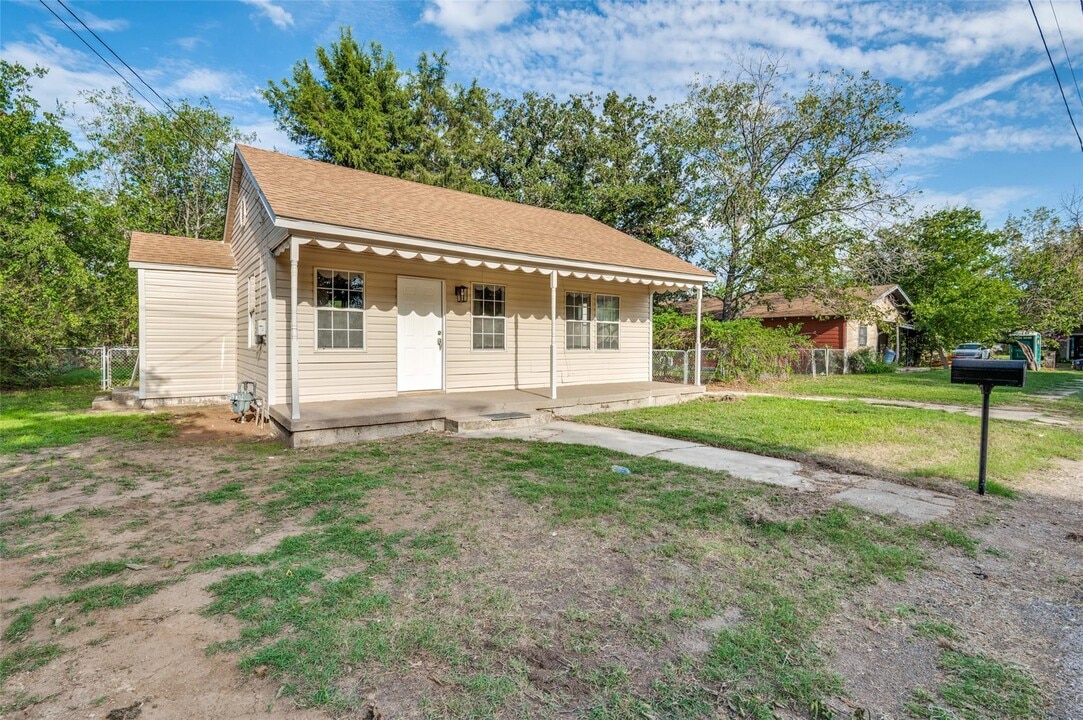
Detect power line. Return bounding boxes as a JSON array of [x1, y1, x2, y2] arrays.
[[41, 0, 234, 167], [1028, 0, 1083, 153], [1048, 0, 1083, 111], [37, 0, 165, 116]]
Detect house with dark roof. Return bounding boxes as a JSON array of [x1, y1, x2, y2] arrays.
[[129, 145, 714, 444], [681, 285, 913, 358]]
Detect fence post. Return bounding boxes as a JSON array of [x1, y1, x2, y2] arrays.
[[825, 348, 831, 376], [812, 349, 817, 377], [100, 346, 108, 390], [683, 350, 689, 385], [843, 349, 849, 375]]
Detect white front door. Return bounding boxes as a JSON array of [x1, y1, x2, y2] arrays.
[[397, 277, 444, 392]]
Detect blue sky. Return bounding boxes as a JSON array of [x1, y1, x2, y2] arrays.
[[2, 0, 1081, 226]]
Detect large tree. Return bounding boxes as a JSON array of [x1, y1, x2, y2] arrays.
[[0, 62, 129, 384], [664, 60, 912, 319], [264, 29, 687, 250], [1001, 200, 1083, 338], [489, 91, 687, 251], [895, 208, 1020, 366], [81, 87, 250, 240]]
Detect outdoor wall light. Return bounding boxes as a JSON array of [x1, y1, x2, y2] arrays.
[[455, 285, 469, 303]]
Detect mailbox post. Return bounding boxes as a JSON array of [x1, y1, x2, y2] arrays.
[[950, 359, 1027, 495]]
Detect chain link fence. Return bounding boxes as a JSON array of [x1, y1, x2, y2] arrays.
[[654, 346, 871, 384], [3, 347, 138, 390]]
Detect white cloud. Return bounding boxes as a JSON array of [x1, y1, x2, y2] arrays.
[[913, 62, 1048, 128], [174, 36, 204, 51], [236, 119, 299, 153], [915, 186, 1037, 223], [240, 0, 294, 29], [76, 8, 130, 32], [166, 67, 258, 102], [422, 0, 528, 35]]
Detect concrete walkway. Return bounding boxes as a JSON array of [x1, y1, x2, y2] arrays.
[[466, 421, 956, 523], [715, 390, 1077, 426]]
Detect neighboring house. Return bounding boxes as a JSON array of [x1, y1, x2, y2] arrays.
[[684, 285, 913, 357], [1065, 327, 1083, 365], [128, 145, 714, 433]]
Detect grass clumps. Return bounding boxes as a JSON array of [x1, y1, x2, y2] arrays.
[[907, 651, 1045, 719]]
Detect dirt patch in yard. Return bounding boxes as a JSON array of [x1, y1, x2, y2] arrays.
[[819, 473, 1083, 719], [2, 407, 1081, 719]]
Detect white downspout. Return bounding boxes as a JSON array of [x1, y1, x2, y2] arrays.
[[289, 237, 300, 421], [694, 285, 703, 387], [550, 270, 558, 400], [648, 289, 654, 382], [266, 249, 276, 407], [137, 268, 146, 401]]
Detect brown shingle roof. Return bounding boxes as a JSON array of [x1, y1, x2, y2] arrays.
[[128, 232, 235, 270], [236, 145, 712, 279]]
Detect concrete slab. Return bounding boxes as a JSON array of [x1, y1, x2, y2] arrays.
[[830, 478, 955, 523], [466, 420, 954, 522], [470, 421, 700, 457], [652, 446, 810, 490]]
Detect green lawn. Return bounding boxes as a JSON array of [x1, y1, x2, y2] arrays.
[[0, 384, 172, 454], [1, 389, 1051, 718], [582, 396, 1083, 493], [759, 368, 1082, 407]]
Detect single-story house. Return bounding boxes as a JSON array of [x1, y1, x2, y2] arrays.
[[128, 145, 714, 441], [681, 285, 913, 357]]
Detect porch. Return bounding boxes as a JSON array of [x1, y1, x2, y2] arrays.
[[269, 381, 705, 447]]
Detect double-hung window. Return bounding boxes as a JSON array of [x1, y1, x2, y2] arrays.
[[472, 284, 506, 350], [315, 268, 364, 350], [565, 292, 591, 350], [596, 295, 620, 350]]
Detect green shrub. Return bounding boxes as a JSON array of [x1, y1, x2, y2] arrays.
[[847, 348, 896, 374], [654, 311, 811, 382]]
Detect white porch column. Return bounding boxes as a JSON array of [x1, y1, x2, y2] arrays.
[[289, 237, 300, 421], [694, 285, 703, 387], [549, 270, 558, 400], [895, 323, 901, 359]]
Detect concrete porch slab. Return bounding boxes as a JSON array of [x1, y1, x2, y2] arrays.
[[269, 382, 704, 447]]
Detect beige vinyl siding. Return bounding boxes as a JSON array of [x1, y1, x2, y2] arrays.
[[273, 245, 652, 403], [141, 267, 236, 399], [232, 172, 279, 404]]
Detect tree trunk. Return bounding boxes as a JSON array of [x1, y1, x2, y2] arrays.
[[937, 348, 948, 369]]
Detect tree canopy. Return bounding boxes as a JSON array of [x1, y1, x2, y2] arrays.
[[263, 28, 688, 251], [0, 62, 128, 383], [664, 61, 911, 319], [891, 208, 1020, 364], [1002, 201, 1083, 338], [82, 87, 251, 241]]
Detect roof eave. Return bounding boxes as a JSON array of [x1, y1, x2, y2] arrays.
[[272, 216, 714, 285]]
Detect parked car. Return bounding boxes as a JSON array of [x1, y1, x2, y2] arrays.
[[951, 343, 991, 360]]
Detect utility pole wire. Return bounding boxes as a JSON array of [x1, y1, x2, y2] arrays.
[[1048, 0, 1083, 111], [52, 0, 234, 167], [1027, 0, 1083, 152], [37, 0, 165, 117]]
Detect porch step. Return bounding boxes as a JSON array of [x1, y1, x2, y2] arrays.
[[91, 387, 141, 410], [446, 410, 552, 433]]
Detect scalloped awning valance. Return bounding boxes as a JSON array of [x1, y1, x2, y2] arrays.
[[274, 236, 704, 290]]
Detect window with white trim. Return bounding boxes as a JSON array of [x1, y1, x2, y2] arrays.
[[565, 292, 591, 350], [858, 324, 868, 347], [472, 284, 506, 350], [315, 268, 364, 349], [596, 295, 620, 350]]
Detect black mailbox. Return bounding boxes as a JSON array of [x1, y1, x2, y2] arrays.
[[949, 358, 1027, 496], [951, 359, 1027, 388]]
